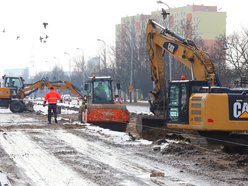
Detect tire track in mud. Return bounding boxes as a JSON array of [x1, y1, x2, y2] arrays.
[[28, 128, 204, 186], [0, 127, 232, 186], [61, 129, 214, 186], [28, 129, 146, 186], [52, 130, 164, 186], [0, 142, 34, 186], [0, 131, 95, 186]]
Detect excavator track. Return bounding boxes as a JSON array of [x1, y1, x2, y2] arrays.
[[130, 113, 248, 154]]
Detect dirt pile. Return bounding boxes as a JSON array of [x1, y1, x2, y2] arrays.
[[152, 138, 248, 173]]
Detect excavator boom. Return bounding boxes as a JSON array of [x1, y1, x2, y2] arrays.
[[147, 19, 220, 86], [45, 80, 84, 98], [146, 19, 221, 117], [17, 80, 46, 99]]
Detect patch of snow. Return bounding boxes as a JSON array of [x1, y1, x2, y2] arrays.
[[53, 130, 154, 185], [34, 98, 151, 114], [0, 172, 11, 186], [34, 105, 78, 115], [84, 125, 152, 145], [126, 105, 151, 114], [0, 109, 41, 125], [0, 132, 96, 186], [0, 108, 11, 114]]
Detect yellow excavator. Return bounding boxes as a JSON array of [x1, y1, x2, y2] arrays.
[[0, 76, 83, 113], [0, 75, 47, 113], [139, 18, 248, 150]]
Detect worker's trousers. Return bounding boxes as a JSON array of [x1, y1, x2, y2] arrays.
[[48, 103, 57, 123]]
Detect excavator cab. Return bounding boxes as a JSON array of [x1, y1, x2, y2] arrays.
[[167, 80, 208, 124]]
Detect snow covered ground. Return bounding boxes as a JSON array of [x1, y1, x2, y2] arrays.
[[33, 99, 151, 114], [1, 100, 247, 186], [0, 102, 155, 185]]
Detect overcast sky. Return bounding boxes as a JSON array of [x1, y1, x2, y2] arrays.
[[0, 0, 247, 75]]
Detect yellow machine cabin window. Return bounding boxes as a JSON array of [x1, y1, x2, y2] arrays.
[[92, 80, 113, 104], [168, 83, 189, 124]]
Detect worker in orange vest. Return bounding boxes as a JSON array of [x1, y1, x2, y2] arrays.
[[43, 87, 62, 124]]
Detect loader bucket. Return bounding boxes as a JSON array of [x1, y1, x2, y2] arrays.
[[24, 101, 34, 112], [87, 104, 130, 132]]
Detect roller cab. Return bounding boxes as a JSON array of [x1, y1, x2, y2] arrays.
[[80, 76, 130, 131]]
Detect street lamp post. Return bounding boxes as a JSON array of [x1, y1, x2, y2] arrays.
[[156, 0, 172, 81], [76, 48, 85, 65], [97, 39, 107, 75], [156, 0, 170, 10], [64, 52, 71, 81]]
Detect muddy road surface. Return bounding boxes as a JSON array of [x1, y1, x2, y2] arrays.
[[0, 108, 247, 186]]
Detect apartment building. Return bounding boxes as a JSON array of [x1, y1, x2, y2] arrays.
[[151, 4, 226, 47]]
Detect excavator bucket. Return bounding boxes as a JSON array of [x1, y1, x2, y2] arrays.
[[82, 104, 129, 132], [24, 101, 34, 112]]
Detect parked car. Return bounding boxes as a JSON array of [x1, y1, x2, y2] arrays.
[[62, 94, 72, 103]]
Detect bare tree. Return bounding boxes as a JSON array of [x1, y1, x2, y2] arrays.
[[179, 19, 200, 41], [174, 19, 234, 87], [29, 72, 47, 82], [30, 66, 65, 82], [29, 68, 66, 97], [50, 66, 66, 81], [168, 18, 202, 81], [205, 35, 234, 86], [134, 29, 152, 98], [106, 45, 118, 81], [225, 29, 248, 78], [72, 54, 86, 89], [115, 27, 134, 93]]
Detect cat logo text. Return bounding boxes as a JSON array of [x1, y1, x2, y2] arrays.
[[233, 102, 248, 119]]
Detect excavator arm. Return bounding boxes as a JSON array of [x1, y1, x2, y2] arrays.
[[16, 79, 84, 100], [45, 81, 83, 98], [147, 19, 219, 86], [146, 19, 220, 117], [16, 80, 46, 99]]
